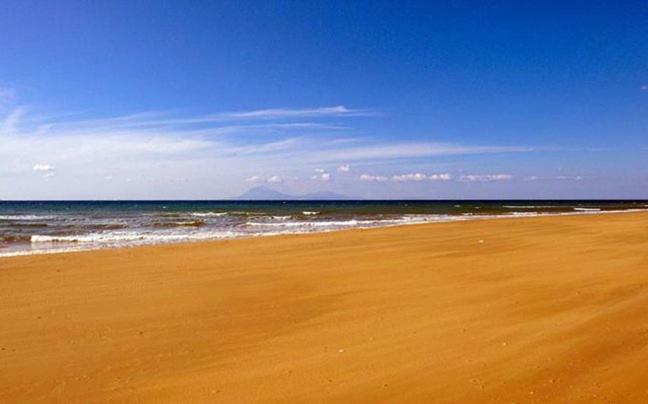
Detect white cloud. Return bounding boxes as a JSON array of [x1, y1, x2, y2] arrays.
[[245, 175, 299, 184], [0, 104, 537, 198], [391, 172, 452, 182], [393, 173, 427, 182], [217, 105, 374, 120], [317, 143, 532, 162], [525, 175, 584, 181], [245, 175, 262, 182], [460, 174, 513, 182], [2, 107, 531, 168], [359, 174, 389, 182], [428, 173, 453, 181], [556, 175, 584, 181], [32, 163, 56, 179], [33, 163, 55, 172], [1, 106, 27, 135], [245, 175, 290, 184], [311, 168, 331, 182]]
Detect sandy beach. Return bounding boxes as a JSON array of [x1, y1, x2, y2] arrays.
[[2, 212, 648, 403]]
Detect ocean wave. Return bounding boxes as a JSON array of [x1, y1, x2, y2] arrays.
[[227, 211, 267, 216], [502, 205, 561, 209], [0, 246, 94, 257], [150, 220, 205, 228], [246, 215, 457, 228], [153, 212, 185, 218], [247, 220, 364, 228], [30, 230, 243, 244], [0, 214, 58, 221], [8, 222, 49, 228], [574, 208, 601, 211], [92, 223, 128, 230], [190, 212, 228, 217], [248, 215, 293, 221], [302, 211, 319, 215], [2, 207, 645, 258]]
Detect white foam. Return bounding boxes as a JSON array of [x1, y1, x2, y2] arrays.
[[3, 208, 647, 258], [574, 208, 601, 211], [0, 215, 57, 221], [248, 220, 365, 228], [31, 230, 243, 244], [502, 205, 560, 209], [247, 215, 461, 229], [0, 246, 96, 257], [190, 212, 228, 217], [302, 211, 319, 215]]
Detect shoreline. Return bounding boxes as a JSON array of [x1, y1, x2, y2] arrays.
[[2, 207, 647, 259], [3, 212, 648, 402]]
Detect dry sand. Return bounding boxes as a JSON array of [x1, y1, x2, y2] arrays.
[[2, 212, 648, 403]]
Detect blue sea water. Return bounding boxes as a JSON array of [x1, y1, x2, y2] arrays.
[[1, 200, 646, 256]]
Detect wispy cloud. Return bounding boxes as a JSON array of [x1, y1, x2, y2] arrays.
[[32, 163, 55, 179], [245, 174, 298, 184], [392, 173, 427, 182], [245, 175, 262, 183], [359, 174, 389, 182], [360, 172, 514, 183], [459, 174, 513, 182], [0, 104, 536, 198], [41, 118, 345, 137], [312, 168, 331, 182], [391, 173, 453, 182], [428, 173, 453, 181], [316, 143, 533, 162], [33, 163, 55, 172], [556, 175, 584, 181], [4, 106, 532, 165], [525, 175, 583, 181], [216, 105, 375, 120], [1, 106, 27, 134]]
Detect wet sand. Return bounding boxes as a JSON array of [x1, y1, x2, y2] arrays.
[[2, 212, 648, 403]]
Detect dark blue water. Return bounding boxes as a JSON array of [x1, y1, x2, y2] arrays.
[[1, 200, 646, 256]]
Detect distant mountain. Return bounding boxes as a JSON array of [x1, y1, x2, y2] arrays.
[[234, 186, 353, 200], [235, 186, 295, 200]]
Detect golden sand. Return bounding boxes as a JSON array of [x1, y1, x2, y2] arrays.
[[2, 213, 648, 403]]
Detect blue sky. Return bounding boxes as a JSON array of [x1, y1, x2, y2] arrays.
[[1, 0, 647, 199]]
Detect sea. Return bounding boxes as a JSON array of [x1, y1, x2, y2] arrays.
[[1, 200, 647, 257]]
